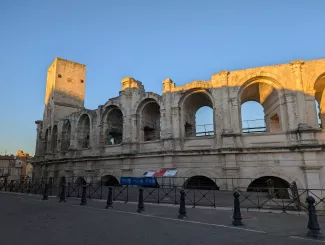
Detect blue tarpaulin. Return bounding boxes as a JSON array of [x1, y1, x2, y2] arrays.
[[120, 177, 157, 186]]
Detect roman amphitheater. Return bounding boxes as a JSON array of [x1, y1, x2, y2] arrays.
[[32, 57, 325, 193]]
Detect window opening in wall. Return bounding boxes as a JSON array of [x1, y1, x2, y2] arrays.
[[78, 114, 91, 149], [61, 120, 71, 151], [104, 107, 123, 145], [240, 82, 281, 134], [241, 101, 266, 133], [185, 122, 193, 137], [51, 125, 58, 153], [182, 92, 214, 137], [314, 73, 325, 128], [141, 100, 161, 142], [195, 106, 214, 136], [58, 74, 62, 78], [81, 79, 84, 83], [315, 100, 321, 128]]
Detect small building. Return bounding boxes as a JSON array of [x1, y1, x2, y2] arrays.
[[0, 155, 15, 183], [0, 151, 33, 184]]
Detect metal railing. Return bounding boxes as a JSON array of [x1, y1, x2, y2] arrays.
[[196, 124, 214, 136], [242, 119, 266, 133], [2, 178, 325, 212]]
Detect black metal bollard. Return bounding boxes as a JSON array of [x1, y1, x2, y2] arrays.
[[105, 187, 113, 209], [80, 185, 87, 206], [306, 196, 322, 238], [59, 184, 66, 203], [178, 190, 187, 219], [232, 191, 243, 226], [42, 183, 49, 200], [137, 188, 144, 213]]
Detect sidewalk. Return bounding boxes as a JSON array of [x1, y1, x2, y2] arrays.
[[4, 191, 323, 238]]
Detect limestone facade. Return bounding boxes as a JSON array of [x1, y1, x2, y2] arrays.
[[32, 57, 325, 191]]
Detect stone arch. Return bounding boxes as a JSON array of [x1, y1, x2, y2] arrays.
[[51, 125, 58, 153], [61, 119, 71, 151], [102, 105, 124, 145], [307, 69, 325, 92], [100, 175, 120, 186], [314, 72, 325, 128], [102, 99, 127, 118], [179, 89, 215, 138], [237, 75, 286, 133], [134, 92, 164, 113], [176, 169, 222, 188], [247, 175, 292, 199], [77, 113, 91, 149], [183, 175, 219, 190], [74, 177, 86, 185], [136, 97, 161, 141], [247, 171, 304, 189]]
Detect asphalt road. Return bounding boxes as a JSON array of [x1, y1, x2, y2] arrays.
[[0, 192, 325, 245]]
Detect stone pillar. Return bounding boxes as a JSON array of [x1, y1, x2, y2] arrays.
[[162, 78, 174, 139], [290, 60, 308, 128], [90, 109, 101, 150], [223, 154, 239, 191], [172, 107, 181, 138], [284, 91, 298, 131], [131, 114, 138, 142], [70, 117, 78, 150], [214, 71, 231, 134], [320, 112, 325, 128], [35, 120, 43, 156], [229, 97, 241, 134], [304, 90, 319, 128], [301, 152, 323, 206], [46, 127, 52, 154]]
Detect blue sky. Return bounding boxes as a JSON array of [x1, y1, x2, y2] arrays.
[[0, 0, 325, 155]]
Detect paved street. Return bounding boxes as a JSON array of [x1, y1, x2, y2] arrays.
[[1, 192, 325, 245]]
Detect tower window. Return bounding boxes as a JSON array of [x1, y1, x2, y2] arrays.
[[81, 79, 84, 83], [58, 74, 62, 78]]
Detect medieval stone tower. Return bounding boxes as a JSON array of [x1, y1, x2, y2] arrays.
[[42, 58, 86, 130], [35, 58, 86, 157]]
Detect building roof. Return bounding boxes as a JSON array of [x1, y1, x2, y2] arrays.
[[0, 155, 15, 160]]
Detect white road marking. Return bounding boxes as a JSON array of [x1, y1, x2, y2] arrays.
[[290, 236, 325, 243], [69, 203, 266, 234]]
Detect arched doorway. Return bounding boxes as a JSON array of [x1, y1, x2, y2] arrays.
[[74, 177, 86, 185], [247, 176, 290, 199], [60, 176, 66, 185], [100, 175, 119, 186], [183, 176, 219, 190]]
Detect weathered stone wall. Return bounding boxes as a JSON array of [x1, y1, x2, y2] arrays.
[[33, 57, 325, 193]]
